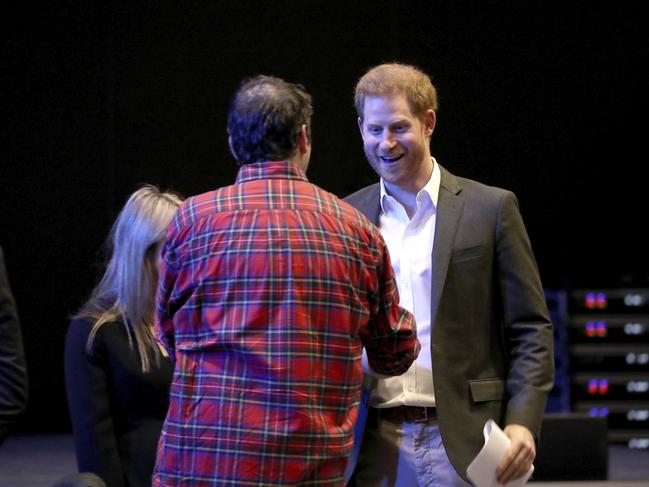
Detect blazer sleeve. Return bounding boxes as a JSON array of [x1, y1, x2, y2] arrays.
[[0, 246, 28, 442], [64, 319, 126, 487], [496, 191, 554, 436]]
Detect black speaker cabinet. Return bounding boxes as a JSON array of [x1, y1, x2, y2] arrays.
[[531, 413, 608, 481]]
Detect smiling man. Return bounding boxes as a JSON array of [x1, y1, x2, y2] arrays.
[[344, 63, 554, 486], [358, 79, 436, 217]]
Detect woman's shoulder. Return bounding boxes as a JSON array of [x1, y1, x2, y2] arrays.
[[67, 315, 95, 342], [65, 314, 124, 361], [68, 314, 122, 338]]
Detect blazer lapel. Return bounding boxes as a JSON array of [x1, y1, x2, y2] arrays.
[[431, 166, 463, 328], [353, 183, 382, 225], [347, 172, 462, 330]]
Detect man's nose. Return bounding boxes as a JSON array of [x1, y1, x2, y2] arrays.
[[379, 134, 397, 151]]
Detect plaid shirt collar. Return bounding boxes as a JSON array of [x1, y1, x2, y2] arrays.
[[236, 161, 309, 184]]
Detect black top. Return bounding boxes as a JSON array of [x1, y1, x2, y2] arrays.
[[0, 246, 28, 444], [64, 316, 173, 487]]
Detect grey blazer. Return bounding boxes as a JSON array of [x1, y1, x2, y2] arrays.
[[343, 165, 554, 481]]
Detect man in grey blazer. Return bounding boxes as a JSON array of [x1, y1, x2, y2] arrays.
[[344, 63, 554, 486]]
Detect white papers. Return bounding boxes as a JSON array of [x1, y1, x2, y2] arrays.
[[466, 419, 534, 487]]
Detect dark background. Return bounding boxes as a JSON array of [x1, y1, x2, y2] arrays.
[[2, 1, 648, 433]]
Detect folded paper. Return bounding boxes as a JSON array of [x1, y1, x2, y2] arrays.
[[466, 419, 534, 487]]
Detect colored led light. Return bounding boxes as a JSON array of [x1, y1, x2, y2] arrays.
[[585, 322, 596, 337], [598, 379, 609, 395], [597, 292, 607, 309], [585, 293, 596, 309], [596, 321, 607, 337]]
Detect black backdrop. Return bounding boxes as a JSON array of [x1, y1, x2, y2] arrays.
[[2, 1, 648, 433]]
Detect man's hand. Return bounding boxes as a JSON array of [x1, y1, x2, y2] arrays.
[[496, 424, 535, 484]]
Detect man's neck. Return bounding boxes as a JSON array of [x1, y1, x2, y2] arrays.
[[383, 159, 434, 219], [384, 183, 419, 219]]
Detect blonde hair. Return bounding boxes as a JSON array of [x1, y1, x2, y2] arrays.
[[354, 63, 438, 119], [76, 184, 182, 372]]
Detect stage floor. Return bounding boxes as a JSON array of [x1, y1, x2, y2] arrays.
[[0, 434, 646, 487]]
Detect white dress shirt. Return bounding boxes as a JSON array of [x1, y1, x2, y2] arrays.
[[363, 159, 440, 408]]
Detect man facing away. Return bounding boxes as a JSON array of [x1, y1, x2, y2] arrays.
[[153, 75, 420, 486], [345, 63, 554, 486]]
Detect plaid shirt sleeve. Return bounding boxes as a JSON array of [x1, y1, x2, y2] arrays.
[[154, 218, 184, 364], [361, 235, 420, 375]]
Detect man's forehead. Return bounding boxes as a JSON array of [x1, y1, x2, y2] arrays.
[[362, 94, 416, 120]]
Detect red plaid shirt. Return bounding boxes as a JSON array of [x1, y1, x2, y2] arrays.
[[153, 161, 418, 486]]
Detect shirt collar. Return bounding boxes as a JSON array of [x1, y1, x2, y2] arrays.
[[236, 161, 309, 184], [380, 157, 441, 214]]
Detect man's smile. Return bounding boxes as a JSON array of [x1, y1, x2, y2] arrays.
[[380, 154, 405, 164]]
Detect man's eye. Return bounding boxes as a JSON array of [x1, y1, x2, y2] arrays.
[[368, 127, 381, 135]]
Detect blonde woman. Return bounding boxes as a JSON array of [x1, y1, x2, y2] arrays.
[[64, 185, 182, 487]]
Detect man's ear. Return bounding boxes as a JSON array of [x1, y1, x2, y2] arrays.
[[228, 135, 239, 161], [298, 124, 310, 155], [424, 110, 436, 138], [357, 117, 363, 136]]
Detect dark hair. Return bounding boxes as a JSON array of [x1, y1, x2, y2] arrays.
[[227, 75, 313, 165]]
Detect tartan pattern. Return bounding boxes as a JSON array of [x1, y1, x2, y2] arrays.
[[153, 161, 418, 486]]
